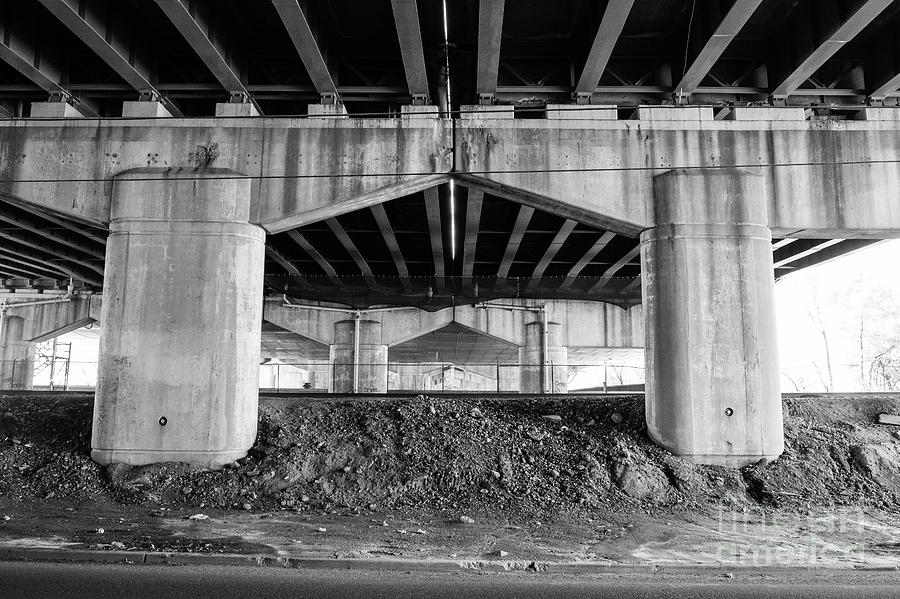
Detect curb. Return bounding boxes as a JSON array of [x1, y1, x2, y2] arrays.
[[2, 547, 898, 574]]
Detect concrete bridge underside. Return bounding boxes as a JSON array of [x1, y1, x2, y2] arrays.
[[1, 110, 897, 469], [2, 0, 900, 469]]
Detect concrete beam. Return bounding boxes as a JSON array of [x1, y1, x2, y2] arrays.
[[476, 0, 505, 99], [462, 188, 484, 290], [0, 249, 71, 280], [391, 0, 429, 102], [574, 0, 635, 99], [0, 7, 98, 116], [587, 245, 640, 294], [558, 231, 615, 292], [0, 231, 103, 275], [529, 218, 576, 283], [286, 229, 340, 280], [773, 239, 844, 268], [271, 0, 339, 101], [154, 0, 258, 111], [774, 239, 877, 276], [771, 0, 893, 99], [456, 119, 900, 237], [673, 0, 763, 99], [423, 187, 445, 282], [371, 203, 411, 291], [37, 0, 182, 117], [496, 204, 534, 280], [1, 118, 899, 238], [0, 210, 104, 261], [326, 217, 376, 287]]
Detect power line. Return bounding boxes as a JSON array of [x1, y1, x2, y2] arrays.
[[0, 157, 898, 185]]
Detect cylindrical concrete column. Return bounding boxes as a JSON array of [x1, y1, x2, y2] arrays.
[[519, 321, 568, 393], [641, 169, 783, 467], [0, 315, 35, 390], [330, 319, 388, 393], [92, 168, 265, 468]]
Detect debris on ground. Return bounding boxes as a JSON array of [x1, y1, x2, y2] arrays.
[[877, 413, 900, 426], [2, 393, 900, 519]]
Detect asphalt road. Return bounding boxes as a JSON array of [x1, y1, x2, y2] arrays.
[[3, 561, 900, 599]]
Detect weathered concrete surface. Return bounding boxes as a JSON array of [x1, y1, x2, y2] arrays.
[[641, 169, 783, 467], [1, 113, 898, 238], [92, 168, 265, 468], [0, 315, 34, 390], [264, 298, 642, 351], [458, 116, 900, 238], [330, 320, 388, 393], [0, 117, 452, 228], [3, 296, 99, 343], [520, 321, 568, 393]]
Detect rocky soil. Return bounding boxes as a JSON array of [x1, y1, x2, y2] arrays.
[[2, 392, 900, 519]]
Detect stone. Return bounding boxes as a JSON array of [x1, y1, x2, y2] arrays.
[[187, 513, 209, 521], [610, 412, 624, 424], [542, 415, 562, 421], [242, 503, 252, 511], [459, 515, 475, 524], [851, 444, 900, 487]]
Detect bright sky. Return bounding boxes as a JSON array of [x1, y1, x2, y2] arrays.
[[775, 239, 900, 391]]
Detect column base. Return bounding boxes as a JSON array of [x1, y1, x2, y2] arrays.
[[91, 447, 248, 469]]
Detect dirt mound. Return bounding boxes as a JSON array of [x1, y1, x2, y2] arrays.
[[2, 393, 900, 517]]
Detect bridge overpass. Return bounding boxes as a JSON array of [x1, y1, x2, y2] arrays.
[[0, 0, 899, 469]]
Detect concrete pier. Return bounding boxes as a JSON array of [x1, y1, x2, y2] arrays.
[[0, 316, 35, 390], [641, 169, 783, 467], [91, 168, 265, 468], [520, 321, 568, 394], [330, 319, 388, 393]]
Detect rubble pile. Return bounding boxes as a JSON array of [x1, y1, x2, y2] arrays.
[[2, 392, 900, 516]]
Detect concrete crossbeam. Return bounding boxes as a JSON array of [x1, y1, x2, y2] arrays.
[[0, 118, 898, 238]]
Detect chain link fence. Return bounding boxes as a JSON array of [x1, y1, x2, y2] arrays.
[[1, 359, 647, 393]]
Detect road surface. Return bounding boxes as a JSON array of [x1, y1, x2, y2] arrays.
[[3, 561, 900, 598]]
